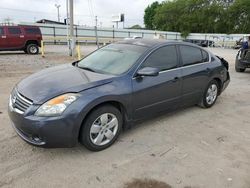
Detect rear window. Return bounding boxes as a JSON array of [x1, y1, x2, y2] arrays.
[[0, 27, 4, 35], [180, 45, 203, 66], [24, 28, 40, 34], [202, 50, 209, 62], [8, 27, 21, 35]]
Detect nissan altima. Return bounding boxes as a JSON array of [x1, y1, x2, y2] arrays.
[[8, 39, 230, 151]]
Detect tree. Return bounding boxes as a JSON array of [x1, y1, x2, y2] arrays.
[[227, 0, 250, 33], [3, 17, 12, 25], [129, 24, 143, 29], [144, 1, 161, 29], [144, 0, 250, 34]]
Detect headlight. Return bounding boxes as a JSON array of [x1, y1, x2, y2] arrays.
[[35, 93, 80, 117]]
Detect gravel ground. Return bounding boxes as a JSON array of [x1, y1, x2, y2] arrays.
[[0, 45, 250, 188]]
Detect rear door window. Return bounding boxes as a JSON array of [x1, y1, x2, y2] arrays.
[[24, 28, 40, 34], [0, 27, 4, 35], [142, 45, 178, 71], [179, 45, 203, 66], [8, 27, 21, 35]]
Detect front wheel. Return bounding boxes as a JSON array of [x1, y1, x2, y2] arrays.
[[79, 105, 122, 151], [199, 80, 219, 108]]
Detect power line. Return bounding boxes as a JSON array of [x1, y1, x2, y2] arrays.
[[0, 6, 143, 21], [87, 0, 95, 26], [88, 0, 94, 17], [0, 6, 144, 27], [0, 6, 56, 15]]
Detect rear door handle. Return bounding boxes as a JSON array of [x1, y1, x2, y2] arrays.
[[171, 77, 179, 82], [206, 68, 211, 73]]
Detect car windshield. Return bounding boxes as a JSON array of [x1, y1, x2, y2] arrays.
[[77, 43, 147, 75]]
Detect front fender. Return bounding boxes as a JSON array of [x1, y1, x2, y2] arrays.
[[73, 79, 132, 137]]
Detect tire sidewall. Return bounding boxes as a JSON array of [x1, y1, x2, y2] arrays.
[[202, 80, 219, 108], [80, 105, 122, 151], [27, 44, 39, 55]]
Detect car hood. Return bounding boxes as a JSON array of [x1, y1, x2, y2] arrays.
[[16, 64, 114, 104]]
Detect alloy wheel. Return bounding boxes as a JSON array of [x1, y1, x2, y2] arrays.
[[90, 113, 119, 146], [206, 84, 218, 105], [30, 46, 38, 54]]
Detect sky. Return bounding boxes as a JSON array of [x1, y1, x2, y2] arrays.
[[0, 0, 164, 28]]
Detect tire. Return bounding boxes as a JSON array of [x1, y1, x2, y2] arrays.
[[235, 66, 245, 72], [79, 105, 123, 151], [199, 80, 219, 108], [26, 44, 39, 55]]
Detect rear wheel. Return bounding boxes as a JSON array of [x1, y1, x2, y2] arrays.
[[79, 105, 122, 151], [199, 80, 219, 108], [26, 44, 39, 55]]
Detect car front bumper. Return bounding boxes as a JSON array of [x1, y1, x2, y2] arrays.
[[8, 107, 81, 148]]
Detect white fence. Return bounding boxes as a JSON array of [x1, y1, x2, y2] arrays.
[[20, 22, 250, 48]]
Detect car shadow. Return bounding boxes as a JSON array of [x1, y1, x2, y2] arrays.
[[0, 52, 27, 55], [21, 107, 187, 157], [17, 104, 206, 160], [123, 105, 195, 135], [243, 70, 250, 73]]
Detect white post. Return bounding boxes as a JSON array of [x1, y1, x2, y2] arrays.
[[69, 0, 75, 56], [95, 16, 99, 48], [66, 0, 70, 55]]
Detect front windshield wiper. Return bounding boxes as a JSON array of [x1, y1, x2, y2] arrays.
[[77, 66, 96, 73]]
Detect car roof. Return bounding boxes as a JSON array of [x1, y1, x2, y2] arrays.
[[116, 39, 199, 48], [117, 39, 166, 47], [0, 25, 40, 28]]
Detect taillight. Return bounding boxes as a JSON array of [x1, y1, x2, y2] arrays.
[[216, 56, 229, 70]]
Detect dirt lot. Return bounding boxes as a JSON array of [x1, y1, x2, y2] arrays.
[[0, 45, 250, 188]]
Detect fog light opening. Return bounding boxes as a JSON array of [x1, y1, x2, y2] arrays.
[[32, 136, 42, 142]]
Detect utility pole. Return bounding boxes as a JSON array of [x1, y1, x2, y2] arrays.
[[66, 0, 70, 55], [95, 16, 99, 48], [69, 0, 75, 56], [55, 4, 61, 22]]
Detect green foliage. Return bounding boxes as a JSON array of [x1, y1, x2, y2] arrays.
[[144, 1, 161, 29], [181, 31, 190, 39], [227, 0, 250, 33], [129, 24, 143, 29], [144, 0, 250, 34]]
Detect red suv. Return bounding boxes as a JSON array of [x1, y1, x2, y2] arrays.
[[0, 25, 42, 54]]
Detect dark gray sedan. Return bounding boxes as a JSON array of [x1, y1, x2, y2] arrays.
[[8, 39, 230, 151]]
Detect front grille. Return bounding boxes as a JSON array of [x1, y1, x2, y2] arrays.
[[11, 89, 33, 114]]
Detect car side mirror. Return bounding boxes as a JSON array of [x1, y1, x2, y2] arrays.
[[136, 67, 160, 77]]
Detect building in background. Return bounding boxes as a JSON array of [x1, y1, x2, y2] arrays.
[[36, 19, 65, 25]]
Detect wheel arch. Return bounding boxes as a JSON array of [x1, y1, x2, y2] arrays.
[[25, 40, 39, 47], [78, 100, 129, 140], [212, 77, 222, 95]]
